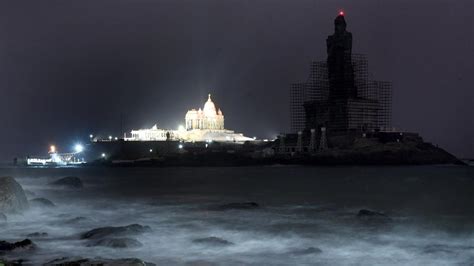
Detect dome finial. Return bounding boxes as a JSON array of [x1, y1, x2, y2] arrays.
[[208, 93, 211, 101]]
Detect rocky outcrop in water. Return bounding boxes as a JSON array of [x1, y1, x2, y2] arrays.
[[357, 209, 389, 218], [44, 257, 155, 266], [30, 198, 56, 208], [50, 176, 83, 189], [356, 209, 391, 223], [0, 176, 29, 213], [288, 247, 322, 255], [192, 237, 233, 246], [0, 258, 26, 265], [64, 216, 88, 224], [0, 239, 35, 252], [81, 224, 151, 239], [27, 232, 48, 238], [24, 189, 36, 199], [217, 202, 259, 210], [87, 238, 143, 248]]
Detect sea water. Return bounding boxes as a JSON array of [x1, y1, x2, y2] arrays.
[[0, 165, 473, 265]]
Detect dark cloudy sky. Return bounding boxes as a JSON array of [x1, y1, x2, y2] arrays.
[[0, 0, 472, 160]]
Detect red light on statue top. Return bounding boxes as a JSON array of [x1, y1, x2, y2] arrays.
[[339, 11, 345, 16]]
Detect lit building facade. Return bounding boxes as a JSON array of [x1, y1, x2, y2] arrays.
[[129, 124, 174, 141], [185, 94, 224, 130], [125, 93, 253, 143]]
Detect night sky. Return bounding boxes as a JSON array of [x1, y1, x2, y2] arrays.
[[0, 0, 472, 160]]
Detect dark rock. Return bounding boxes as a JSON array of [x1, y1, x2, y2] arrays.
[[64, 216, 88, 224], [288, 247, 322, 255], [192, 237, 233, 246], [0, 212, 6, 222], [0, 258, 26, 265], [27, 232, 48, 238], [0, 239, 35, 252], [185, 260, 218, 266], [0, 176, 29, 213], [357, 209, 389, 218], [423, 244, 456, 255], [50, 176, 83, 189], [87, 238, 143, 248], [30, 198, 56, 208], [217, 202, 259, 210], [81, 224, 151, 240], [24, 189, 36, 198], [44, 257, 156, 266]]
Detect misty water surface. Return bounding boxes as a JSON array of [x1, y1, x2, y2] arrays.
[[1, 166, 473, 265]]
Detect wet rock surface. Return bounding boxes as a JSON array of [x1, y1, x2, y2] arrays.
[[26, 232, 48, 238], [192, 237, 233, 246], [29, 198, 56, 208], [288, 247, 322, 255], [0, 258, 26, 265], [24, 189, 36, 198], [87, 238, 143, 248], [44, 257, 156, 266], [0, 176, 29, 213], [64, 216, 88, 224], [216, 202, 259, 210], [81, 224, 151, 239], [184, 260, 219, 266], [0, 239, 35, 252], [49, 176, 83, 189], [357, 209, 390, 218]]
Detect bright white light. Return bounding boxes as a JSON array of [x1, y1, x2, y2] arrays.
[[101, 153, 106, 158], [114, 137, 118, 140], [51, 153, 61, 163], [49, 145, 56, 153], [89, 134, 93, 138], [205, 143, 208, 148], [178, 144, 183, 149], [149, 149, 153, 153], [74, 144, 84, 153], [108, 136, 112, 140], [178, 125, 185, 131]]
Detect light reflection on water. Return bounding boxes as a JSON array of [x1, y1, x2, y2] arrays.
[[1, 166, 473, 265]]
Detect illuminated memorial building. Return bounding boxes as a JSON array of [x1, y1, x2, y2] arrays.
[[125, 94, 253, 143]]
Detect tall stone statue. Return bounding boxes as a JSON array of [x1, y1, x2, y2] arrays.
[[326, 14, 356, 99]]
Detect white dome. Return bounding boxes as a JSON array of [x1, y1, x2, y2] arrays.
[[203, 94, 217, 117]]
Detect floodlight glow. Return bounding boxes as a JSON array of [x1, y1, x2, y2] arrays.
[[178, 144, 183, 149], [101, 153, 106, 158], [89, 134, 93, 138], [178, 125, 185, 131], [49, 145, 56, 153], [108, 136, 112, 140], [149, 149, 153, 153], [74, 144, 84, 153], [114, 137, 118, 140]]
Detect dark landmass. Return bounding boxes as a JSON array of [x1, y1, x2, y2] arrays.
[[89, 140, 463, 167]]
